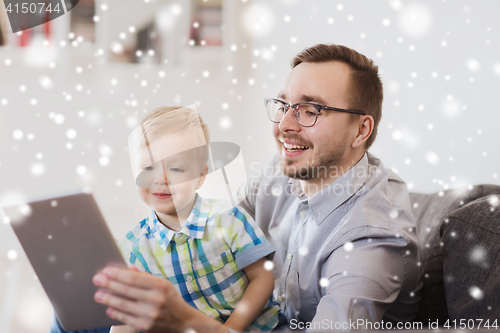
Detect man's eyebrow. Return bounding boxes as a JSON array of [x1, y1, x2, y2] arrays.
[[276, 93, 330, 105], [301, 94, 329, 105]]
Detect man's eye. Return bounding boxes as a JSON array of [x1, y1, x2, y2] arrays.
[[170, 167, 184, 173], [143, 165, 154, 171]]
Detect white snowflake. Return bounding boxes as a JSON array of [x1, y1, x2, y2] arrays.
[[19, 204, 32, 217], [242, 4, 274, 37], [469, 246, 486, 264], [13, 130, 23, 140], [30, 163, 45, 176], [399, 4, 432, 37], [270, 184, 282, 196], [488, 196, 499, 207], [54, 114, 65, 124], [392, 130, 402, 141], [39, 76, 53, 89], [99, 156, 110, 166], [466, 58, 481, 72], [76, 165, 87, 175], [219, 117, 232, 129], [469, 286, 484, 300], [425, 151, 440, 165], [7, 250, 18, 260], [67, 129, 77, 139]]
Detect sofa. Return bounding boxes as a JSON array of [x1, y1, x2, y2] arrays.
[[409, 184, 500, 322]]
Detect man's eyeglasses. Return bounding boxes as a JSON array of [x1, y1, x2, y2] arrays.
[[264, 98, 366, 127]]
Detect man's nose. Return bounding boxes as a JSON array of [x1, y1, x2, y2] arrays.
[[279, 107, 301, 132]]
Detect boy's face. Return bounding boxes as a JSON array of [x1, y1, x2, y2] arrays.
[[135, 132, 208, 220]]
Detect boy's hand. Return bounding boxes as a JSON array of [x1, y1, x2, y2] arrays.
[[92, 266, 228, 333]]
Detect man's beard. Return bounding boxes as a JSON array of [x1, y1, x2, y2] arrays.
[[279, 135, 349, 181]]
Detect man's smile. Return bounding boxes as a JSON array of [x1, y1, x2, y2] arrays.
[[279, 138, 310, 159], [279, 138, 310, 151]]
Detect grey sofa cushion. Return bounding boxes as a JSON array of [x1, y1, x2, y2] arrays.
[[441, 194, 500, 320], [409, 184, 500, 321]]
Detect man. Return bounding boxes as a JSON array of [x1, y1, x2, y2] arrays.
[[91, 44, 422, 332]]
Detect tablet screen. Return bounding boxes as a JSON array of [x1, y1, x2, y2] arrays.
[[4, 191, 126, 331]]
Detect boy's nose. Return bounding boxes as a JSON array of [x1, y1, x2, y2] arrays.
[[154, 163, 169, 185]]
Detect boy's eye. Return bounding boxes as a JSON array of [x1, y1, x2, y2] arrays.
[[143, 165, 154, 171], [170, 167, 184, 173]]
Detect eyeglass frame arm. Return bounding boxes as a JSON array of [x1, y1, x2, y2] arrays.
[[263, 98, 367, 122]]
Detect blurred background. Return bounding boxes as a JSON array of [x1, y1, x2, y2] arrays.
[[0, 0, 499, 331]]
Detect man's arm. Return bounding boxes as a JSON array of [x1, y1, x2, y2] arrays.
[[224, 258, 275, 332], [311, 237, 417, 326], [236, 154, 280, 220], [235, 177, 259, 220], [93, 267, 229, 333]]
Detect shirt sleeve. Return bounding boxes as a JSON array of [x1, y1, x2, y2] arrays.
[[225, 206, 275, 271], [117, 233, 145, 271], [235, 178, 260, 220], [236, 154, 280, 221], [310, 237, 410, 328]]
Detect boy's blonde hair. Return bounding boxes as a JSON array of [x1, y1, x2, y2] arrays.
[[140, 106, 211, 166]]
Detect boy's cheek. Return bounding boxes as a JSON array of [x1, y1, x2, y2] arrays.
[[136, 187, 150, 203]]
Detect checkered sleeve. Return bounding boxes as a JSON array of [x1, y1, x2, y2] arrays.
[[226, 206, 275, 270], [117, 227, 145, 271]]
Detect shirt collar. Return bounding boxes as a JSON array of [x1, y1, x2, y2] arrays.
[[146, 193, 209, 252], [288, 153, 369, 226], [147, 209, 176, 252], [179, 193, 209, 240]]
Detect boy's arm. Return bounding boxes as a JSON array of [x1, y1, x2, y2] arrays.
[[223, 258, 275, 332]]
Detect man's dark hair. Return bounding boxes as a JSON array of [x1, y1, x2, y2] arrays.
[[292, 44, 383, 150]]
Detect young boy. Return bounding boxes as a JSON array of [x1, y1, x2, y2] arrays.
[[113, 106, 279, 332]]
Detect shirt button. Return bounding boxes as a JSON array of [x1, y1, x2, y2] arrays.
[[212, 260, 221, 267], [287, 253, 293, 260], [186, 275, 193, 282], [279, 295, 285, 302], [299, 210, 306, 218], [201, 303, 207, 309], [181, 266, 187, 273], [178, 245, 185, 251]]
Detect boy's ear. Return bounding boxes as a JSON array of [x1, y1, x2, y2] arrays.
[[195, 165, 209, 190]]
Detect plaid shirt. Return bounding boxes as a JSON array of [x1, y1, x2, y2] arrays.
[[118, 194, 279, 331]]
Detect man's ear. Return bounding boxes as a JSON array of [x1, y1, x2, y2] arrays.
[[352, 115, 374, 149], [195, 165, 209, 190]]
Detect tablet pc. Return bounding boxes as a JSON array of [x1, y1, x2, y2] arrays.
[[3, 191, 126, 331]]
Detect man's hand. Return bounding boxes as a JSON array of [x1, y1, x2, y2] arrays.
[[92, 266, 227, 333]]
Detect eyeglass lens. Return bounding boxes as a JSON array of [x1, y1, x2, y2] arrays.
[[266, 100, 318, 127]]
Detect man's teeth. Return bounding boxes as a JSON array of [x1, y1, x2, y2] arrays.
[[283, 143, 308, 149]]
